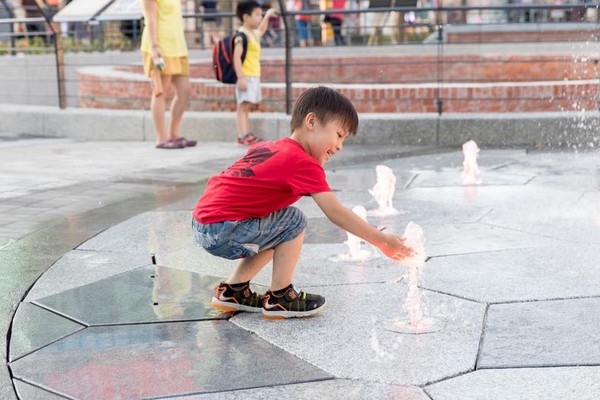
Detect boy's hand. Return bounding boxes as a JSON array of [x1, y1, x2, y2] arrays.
[[237, 76, 247, 91], [265, 8, 278, 18], [378, 233, 414, 262]]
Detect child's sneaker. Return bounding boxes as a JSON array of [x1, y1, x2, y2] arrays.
[[262, 284, 326, 319], [211, 281, 263, 313]]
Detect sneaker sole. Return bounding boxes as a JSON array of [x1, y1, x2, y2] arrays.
[[211, 297, 262, 313], [262, 302, 326, 319]]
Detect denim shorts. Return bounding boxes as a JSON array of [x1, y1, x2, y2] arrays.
[[192, 207, 307, 260]]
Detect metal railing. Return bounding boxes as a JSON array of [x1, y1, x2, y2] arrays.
[[0, 1, 598, 114]]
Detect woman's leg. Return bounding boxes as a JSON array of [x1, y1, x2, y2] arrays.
[[168, 74, 190, 141], [332, 18, 345, 45], [151, 74, 173, 144], [295, 19, 307, 47]]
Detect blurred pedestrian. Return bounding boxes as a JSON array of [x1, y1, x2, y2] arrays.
[[323, 0, 346, 45], [140, 0, 196, 149], [294, 0, 313, 47], [200, 1, 221, 49]]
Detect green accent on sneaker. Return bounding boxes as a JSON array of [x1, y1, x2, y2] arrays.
[[211, 281, 263, 313], [262, 285, 326, 319]]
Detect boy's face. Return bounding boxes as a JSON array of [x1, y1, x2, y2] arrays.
[[306, 115, 349, 166], [244, 7, 263, 29]]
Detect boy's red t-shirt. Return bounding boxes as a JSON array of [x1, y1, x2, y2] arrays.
[[194, 138, 331, 224]]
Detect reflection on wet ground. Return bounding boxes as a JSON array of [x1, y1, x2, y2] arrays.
[[6, 148, 600, 399]]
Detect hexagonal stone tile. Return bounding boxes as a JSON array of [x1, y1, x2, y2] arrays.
[[407, 169, 533, 188], [9, 302, 84, 362], [423, 244, 600, 302], [34, 265, 231, 326], [77, 211, 193, 255], [481, 196, 600, 244], [479, 298, 600, 368], [425, 366, 600, 400], [398, 185, 582, 210], [9, 321, 332, 398], [232, 282, 486, 386], [24, 250, 150, 302], [379, 222, 559, 257]]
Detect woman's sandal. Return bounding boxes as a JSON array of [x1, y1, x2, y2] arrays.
[[237, 132, 264, 146], [156, 140, 185, 149], [175, 137, 197, 147]]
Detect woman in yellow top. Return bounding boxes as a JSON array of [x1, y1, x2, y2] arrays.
[[141, 0, 196, 149]]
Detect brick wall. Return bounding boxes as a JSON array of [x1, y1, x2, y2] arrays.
[[78, 54, 599, 113]]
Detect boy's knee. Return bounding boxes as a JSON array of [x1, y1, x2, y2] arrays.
[[285, 206, 307, 232]]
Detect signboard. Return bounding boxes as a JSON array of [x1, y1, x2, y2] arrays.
[[96, 0, 142, 21], [52, 0, 114, 22]]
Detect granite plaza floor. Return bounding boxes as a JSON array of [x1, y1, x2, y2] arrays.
[[3, 137, 600, 399]]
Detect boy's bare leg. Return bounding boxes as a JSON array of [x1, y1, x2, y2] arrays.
[[168, 74, 190, 141], [226, 249, 274, 284], [270, 229, 305, 291], [236, 101, 251, 136], [225, 229, 305, 290], [151, 74, 172, 144]]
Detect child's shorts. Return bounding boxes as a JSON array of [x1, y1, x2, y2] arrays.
[[192, 207, 307, 260], [235, 76, 262, 105]]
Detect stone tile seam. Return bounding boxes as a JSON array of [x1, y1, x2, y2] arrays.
[[475, 207, 494, 222], [474, 304, 491, 371], [29, 301, 91, 329], [478, 221, 580, 243], [476, 362, 600, 370], [12, 377, 73, 400], [8, 321, 85, 365], [8, 313, 232, 363], [488, 294, 600, 306]]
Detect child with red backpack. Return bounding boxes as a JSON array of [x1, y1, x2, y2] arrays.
[[232, 1, 277, 145]]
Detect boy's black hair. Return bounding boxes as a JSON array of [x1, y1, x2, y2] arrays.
[[290, 86, 359, 136], [236, 0, 261, 21]]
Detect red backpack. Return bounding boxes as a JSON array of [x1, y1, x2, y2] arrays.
[[212, 32, 248, 84]]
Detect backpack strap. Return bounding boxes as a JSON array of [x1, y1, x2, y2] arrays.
[[234, 31, 249, 63]]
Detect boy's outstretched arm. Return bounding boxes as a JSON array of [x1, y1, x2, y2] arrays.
[[257, 8, 277, 37], [312, 192, 413, 261]]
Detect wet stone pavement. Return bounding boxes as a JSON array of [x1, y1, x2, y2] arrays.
[[2, 135, 600, 399]]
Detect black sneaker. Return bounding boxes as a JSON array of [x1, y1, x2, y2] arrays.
[[262, 284, 326, 319], [211, 281, 263, 313]]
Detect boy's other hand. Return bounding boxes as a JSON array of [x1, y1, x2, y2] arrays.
[[265, 8, 278, 18], [237, 76, 248, 91], [378, 234, 414, 262]]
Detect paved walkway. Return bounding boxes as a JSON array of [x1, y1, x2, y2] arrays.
[[2, 134, 600, 399]]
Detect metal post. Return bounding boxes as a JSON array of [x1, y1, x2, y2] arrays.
[[0, 0, 18, 55], [597, 0, 600, 110], [436, 0, 443, 117], [435, 0, 444, 145], [52, 21, 67, 109], [278, 0, 292, 115], [31, 0, 66, 109]]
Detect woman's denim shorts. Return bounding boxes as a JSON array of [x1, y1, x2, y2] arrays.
[[192, 207, 307, 260]]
